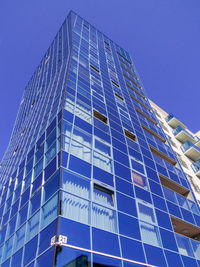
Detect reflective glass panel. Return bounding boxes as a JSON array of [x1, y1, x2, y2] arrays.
[[140, 221, 161, 247], [61, 192, 90, 224], [176, 234, 194, 257], [71, 140, 92, 163], [94, 139, 111, 157], [62, 170, 90, 199], [92, 203, 117, 233], [138, 202, 155, 224], [93, 151, 112, 173], [93, 184, 114, 207]]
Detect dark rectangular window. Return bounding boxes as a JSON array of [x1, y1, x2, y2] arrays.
[[83, 24, 89, 29], [115, 93, 124, 101], [111, 80, 120, 88], [93, 110, 108, 124], [124, 129, 136, 142], [90, 65, 99, 73], [105, 46, 111, 52], [93, 184, 114, 207]]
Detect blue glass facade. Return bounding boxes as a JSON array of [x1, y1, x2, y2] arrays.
[[0, 11, 200, 266]]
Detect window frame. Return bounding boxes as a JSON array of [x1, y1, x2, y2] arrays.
[[92, 181, 115, 209], [130, 156, 146, 176]]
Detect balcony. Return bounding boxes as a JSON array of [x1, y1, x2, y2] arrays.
[[173, 125, 196, 144], [165, 113, 186, 129], [195, 137, 200, 149], [171, 216, 200, 241], [191, 159, 200, 177], [181, 141, 200, 161]]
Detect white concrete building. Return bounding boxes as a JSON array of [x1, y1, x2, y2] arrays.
[[150, 100, 200, 204]]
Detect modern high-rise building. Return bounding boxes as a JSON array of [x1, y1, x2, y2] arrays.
[[150, 100, 200, 205], [0, 10, 200, 267]]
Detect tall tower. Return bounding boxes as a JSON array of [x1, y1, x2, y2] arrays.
[[0, 11, 200, 267]]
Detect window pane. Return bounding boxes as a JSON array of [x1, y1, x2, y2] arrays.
[[62, 121, 72, 137], [24, 235, 38, 266], [92, 203, 117, 232], [140, 221, 161, 247], [73, 127, 92, 147], [75, 107, 92, 123], [94, 139, 111, 157], [62, 135, 70, 152], [138, 202, 155, 224], [45, 142, 57, 166], [191, 239, 200, 260], [43, 172, 59, 203], [11, 248, 23, 267], [14, 225, 25, 252], [26, 210, 40, 241], [76, 99, 91, 114], [93, 151, 112, 173], [0, 245, 3, 261], [13, 183, 22, 203], [29, 190, 41, 216], [41, 194, 58, 229], [35, 144, 44, 163], [176, 194, 189, 210], [23, 172, 32, 192], [54, 247, 91, 267], [0, 227, 6, 246], [46, 129, 56, 151], [20, 187, 30, 208], [62, 170, 90, 199], [188, 200, 199, 214], [93, 254, 122, 266], [3, 235, 13, 261], [163, 187, 177, 204], [65, 100, 75, 113], [7, 215, 17, 238], [36, 247, 55, 267], [25, 158, 33, 176], [153, 154, 165, 167], [61, 192, 90, 224], [93, 184, 114, 207], [32, 173, 42, 196], [131, 158, 144, 174], [176, 234, 194, 257], [71, 140, 92, 163], [17, 204, 28, 228], [33, 158, 43, 179], [132, 171, 148, 190]]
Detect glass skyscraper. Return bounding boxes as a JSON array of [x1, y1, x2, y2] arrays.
[[0, 10, 200, 267]]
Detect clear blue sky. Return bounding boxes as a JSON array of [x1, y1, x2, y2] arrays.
[[1, 0, 200, 161]]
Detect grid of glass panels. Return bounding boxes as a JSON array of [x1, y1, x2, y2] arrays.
[[0, 10, 200, 267]]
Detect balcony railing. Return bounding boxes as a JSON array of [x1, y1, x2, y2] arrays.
[[195, 137, 200, 149], [165, 113, 186, 129], [173, 125, 196, 144], [191, 159, 200, 177], [181, 141, 200, 161]]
